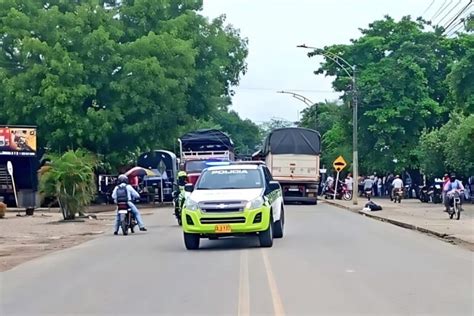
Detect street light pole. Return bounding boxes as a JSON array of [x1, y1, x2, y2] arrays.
[[277, 90, 314, 106], [297, 44, 359, 205]]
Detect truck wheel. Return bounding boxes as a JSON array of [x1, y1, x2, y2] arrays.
[[259, 222, 273, 247], [273, 208, 284, 238], [184, 232, 200, 250]]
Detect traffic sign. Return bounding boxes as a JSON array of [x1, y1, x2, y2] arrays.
[[333, 156, 347, 172]]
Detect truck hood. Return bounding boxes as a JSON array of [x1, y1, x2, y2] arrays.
[[190, 188, 264, 203]]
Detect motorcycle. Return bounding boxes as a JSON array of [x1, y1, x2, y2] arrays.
[[117, 202, 137, 235], [323, 181, 351, 200], [419, 185, 430, 203], [173, 185, 190, 226], [447, 190, 463, 220], [172, 189, 183, 226], [393, 188, 403, 203], [430, 181, 443, 204]]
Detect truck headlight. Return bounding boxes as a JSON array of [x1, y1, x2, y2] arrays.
[[185, 198, 199, 211], [245, 197, 265, 210]]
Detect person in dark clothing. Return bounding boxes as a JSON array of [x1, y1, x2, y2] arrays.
[[386, 173, 394, 200]]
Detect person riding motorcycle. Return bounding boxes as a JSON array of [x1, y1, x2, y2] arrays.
[[444, 173, 465, 212], [177, 170, 188, 208], [173, 171, 188, 225], [112, 174, 147, 234]]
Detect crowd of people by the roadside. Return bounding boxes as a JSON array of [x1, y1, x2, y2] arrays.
[[321, 170, 474, 204]]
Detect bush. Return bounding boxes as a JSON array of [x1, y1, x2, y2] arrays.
[[39, 150, 97, 220]]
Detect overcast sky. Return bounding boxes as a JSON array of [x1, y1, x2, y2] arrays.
[[201, 0, 448, 123]]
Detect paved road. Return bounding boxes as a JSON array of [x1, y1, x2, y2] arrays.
[[1, 204, 473, 315]]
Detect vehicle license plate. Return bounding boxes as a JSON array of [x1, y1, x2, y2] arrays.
[[215, 224, 231, 233], [118, 210, 128, 214]]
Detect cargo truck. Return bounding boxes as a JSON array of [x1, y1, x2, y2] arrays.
[[260, 127, 321, 204]]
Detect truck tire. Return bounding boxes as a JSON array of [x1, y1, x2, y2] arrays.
[[259, 222, 273, 247], [184, 232, 200, 250], [273, 207, 284, 239]]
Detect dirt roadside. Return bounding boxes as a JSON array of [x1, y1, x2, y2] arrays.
[[0, 205, 157, 272]]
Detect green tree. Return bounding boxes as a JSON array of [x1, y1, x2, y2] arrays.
[[299, 101, 352, 170], [0, 0, 248, 170], [39, 149, 97, 220], [308, 16, 471, 174], [418, 114, 474, 177], [259, 118, 294, 138]]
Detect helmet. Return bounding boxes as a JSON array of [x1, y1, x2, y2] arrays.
[[118, 174, 128, 184], [178, 171, 187, 178], [395, 175, 400, 179], [450, 173, 457, 181]]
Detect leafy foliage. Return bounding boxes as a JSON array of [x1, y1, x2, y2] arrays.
[[302, 16, 474, 177], [39, 150, 97, 220], [0, 0, 248, 169], [418, 114, 474, 177]]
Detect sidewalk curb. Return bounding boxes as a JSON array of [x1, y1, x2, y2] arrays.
[[321, 199, 471, 248]]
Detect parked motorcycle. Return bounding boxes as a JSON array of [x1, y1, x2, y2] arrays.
[[419, 185, 430, 203], [323, 181, 351, 200], [430, 181, 443, 204], [117, 202, 137, 235]]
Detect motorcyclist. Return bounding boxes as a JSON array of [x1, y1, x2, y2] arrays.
[[176, 171, 188, 208], [443, 173, 465, 212], [391, 175, 404, 198], [112, 174, 147, 234]]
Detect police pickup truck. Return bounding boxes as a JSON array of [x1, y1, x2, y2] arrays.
[[181, 163, 284, 249]]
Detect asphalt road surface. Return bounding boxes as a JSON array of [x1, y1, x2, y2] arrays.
[[1, 203, 473, 316]]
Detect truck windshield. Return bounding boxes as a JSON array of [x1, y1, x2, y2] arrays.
[[185, 161, 209, 173], [197, 169, 263, 190]]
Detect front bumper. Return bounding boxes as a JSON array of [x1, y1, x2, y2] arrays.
[[182, 207, 271, 234]]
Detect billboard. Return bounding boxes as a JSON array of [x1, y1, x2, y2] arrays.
[[0, 126, 37, 156]]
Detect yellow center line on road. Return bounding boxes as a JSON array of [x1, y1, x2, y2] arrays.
[[261, 249, 285, 316], [238, 249, 250, 316]]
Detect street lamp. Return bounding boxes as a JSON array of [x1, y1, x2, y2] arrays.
[[277, 90, 314, 106], [297, 44, 359, 205]]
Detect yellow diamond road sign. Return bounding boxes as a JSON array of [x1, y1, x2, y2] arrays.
[[333, 156, 347, 172]]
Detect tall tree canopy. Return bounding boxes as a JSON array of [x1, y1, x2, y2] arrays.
[[300, 16, 473, 176], [0, 0, 248, 168]]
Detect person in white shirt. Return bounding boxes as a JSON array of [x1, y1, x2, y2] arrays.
[[391, 175, 404, 198], [345, 173, 353, 195]]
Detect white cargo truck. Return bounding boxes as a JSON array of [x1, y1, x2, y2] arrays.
[[261, 128, 321, 204]]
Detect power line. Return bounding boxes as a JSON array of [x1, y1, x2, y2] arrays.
[[447, 22, 465, 35], [443, 0, 473, 31], [445, 16, 466, 33], [422, 0, 436, 16], [436, 0, 462, 24], [237, 87, 337, 93], [431, 0, 449, 19]]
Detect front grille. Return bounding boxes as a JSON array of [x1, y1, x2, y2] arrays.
[[200, 217, 246, 224], [201, 207, 241, 213], [199, 201, 246, 213]]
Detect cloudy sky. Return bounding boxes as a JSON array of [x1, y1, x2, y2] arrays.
[[201, 0, 455, 123]]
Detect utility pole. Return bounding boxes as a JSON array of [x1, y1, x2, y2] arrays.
[[297, 44, 359, 205]]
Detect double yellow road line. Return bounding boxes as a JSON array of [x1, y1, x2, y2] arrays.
[[238, 249, 285, 316]]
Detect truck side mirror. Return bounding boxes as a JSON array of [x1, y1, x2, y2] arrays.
[[184, 183, 194, 193]]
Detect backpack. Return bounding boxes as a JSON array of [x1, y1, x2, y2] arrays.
[[116, 186, 129, 203], [365, 201, 382, 211]]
